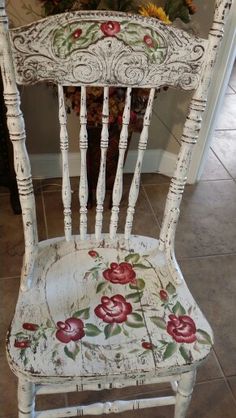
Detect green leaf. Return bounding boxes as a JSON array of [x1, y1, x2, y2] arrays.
[[104, 323, 122, 339], [196, 329, 213, 345], [126, 312, 145, 328], [126, 292, 142, 303], [179, 345, 191, 362], [129, 278, 145, 290], [73, 307, 90, 320], [96, 282, 108, 293], [89, 266, 100, 272], [85, 323, 102, 337], [64, 345, 80, 361], [166, 282, 176, 295], [150, 316, 166, 329], [125, 253, 140, 263], [172, 301, 186, 316], [133, 263, 151, 269], [163, 342, 177, 360]]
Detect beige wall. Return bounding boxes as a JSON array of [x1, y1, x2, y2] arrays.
[[7, 0, 216, 156]]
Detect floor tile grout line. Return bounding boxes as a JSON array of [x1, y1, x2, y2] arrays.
[[209, 146, 235, 181], [177, 251, 236, 261], [228, 84, 236, 94], [0, 275, 19, 280], [41, 190, 49, 240], [152, 109, 182, 146], [212, 348, 236, 405], [215, 128, 236, 132], [200, 178, 233, 183], [141, 183, 162, 229]]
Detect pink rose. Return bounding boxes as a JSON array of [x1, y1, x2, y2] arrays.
[[72, 28, 82, 39], [167, 314, 197, 343], [159, 290, 169, 301], [103, 262, 136, 285], [14, 339, 31, 348], [101, 21, 121, 36], [142, 341, 153, 350], [88, 250, 99, 258], [22, 323, 39, 331], [56, 318, 85, 343], [94, 294, 132, 323], [143, 35, 154, 48]]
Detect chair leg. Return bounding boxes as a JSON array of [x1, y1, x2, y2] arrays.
[[18, 378, 35, 418], [174, 369, 196, 418]]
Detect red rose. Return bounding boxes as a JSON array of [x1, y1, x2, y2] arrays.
[[94, 294, 132, 323], [56, 318, 85, 343], [88, 250, 99, 258], [14, 339, 31, 348], [22, 323, 39, 331], [72, 28, 82, 39], [159, 290, 169, 301], [103, 262, 136, 285], [101, 21, 121, 36], [143, 35, 154, 48], [142, 341, 153, 350], [167, 314, 197, 344]]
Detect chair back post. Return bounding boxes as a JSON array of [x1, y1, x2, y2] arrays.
[[159, 0, 232, 265], [0, 0, 38, 290]]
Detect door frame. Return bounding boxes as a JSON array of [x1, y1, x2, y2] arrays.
[[187, 1, 236, 184]]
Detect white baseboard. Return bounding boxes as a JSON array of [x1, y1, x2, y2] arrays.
[[29, 150, 176, 179]]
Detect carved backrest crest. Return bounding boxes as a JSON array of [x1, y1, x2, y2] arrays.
[[9, 11, 207, 90]]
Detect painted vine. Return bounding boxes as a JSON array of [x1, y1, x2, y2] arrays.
[[52, 20, 167, 64], [14, 250, 212, 365]]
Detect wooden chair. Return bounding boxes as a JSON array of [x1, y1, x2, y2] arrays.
[[0, 1, 231, 417]]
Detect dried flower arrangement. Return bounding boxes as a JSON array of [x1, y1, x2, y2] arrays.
[[38, 1, 197, 205], [39, 0, 197, 128]]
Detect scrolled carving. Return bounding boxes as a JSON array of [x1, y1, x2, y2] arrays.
[[9, 11, 207, 90], [113, 52, 148, 85], [71, 53, 103, 84]]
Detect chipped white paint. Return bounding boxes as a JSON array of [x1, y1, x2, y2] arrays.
[[0, 1, 38, 292], [110, 87, 132, 239], [159, 0, 233, 275], [125, 88, 155, 239], [95, 86, 109, 240], [0, 1, 232, 418], [35, 396, 176, 418], [174, 370, 196, 418], [58, 85, 72, 241], [79, 86, 88, 240], [8, 12, 207, 90], [18, 379, 35, 418]]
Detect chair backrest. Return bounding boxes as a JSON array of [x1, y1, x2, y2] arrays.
[[0, 1, 232, 286]]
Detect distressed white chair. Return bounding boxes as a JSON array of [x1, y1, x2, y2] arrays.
[[0, 1, 231, 417]]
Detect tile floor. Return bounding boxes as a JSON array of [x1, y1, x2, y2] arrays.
[[1, 65, 236, 417]]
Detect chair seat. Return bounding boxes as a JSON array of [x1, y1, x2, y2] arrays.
[[7, 235, 213, 385]]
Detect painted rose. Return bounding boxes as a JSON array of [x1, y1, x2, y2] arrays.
[[22, 323, 39, 331], [142, 341, 153, 350], [101, 21, 121, 36], [159, 290, 169, 301], [143, 35, 154, 47], [167, 314, 197, 343], [56, 318, 85, 343], [94, 294, 132, 323], [88, 250, 99, 258], [14, 339, 31, 348], [72, 28, 82, 39], [103, 262, 136, 285]]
